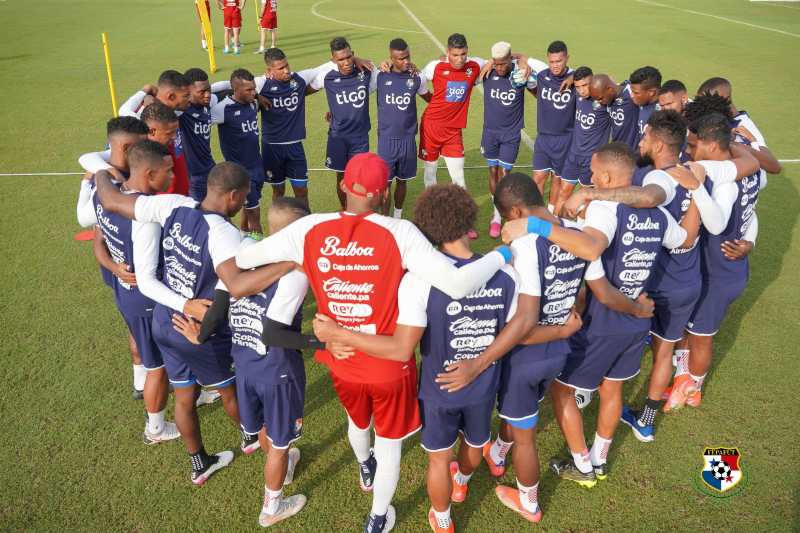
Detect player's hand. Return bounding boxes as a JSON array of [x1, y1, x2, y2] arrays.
[[500, 217, 529, 244], [183, 298, 212, 321], [479, 59, 495, 80], [667, 164, 703, 190], [106, 166, 126, 183], [142, 94, 156, 108], [353, 56, 374, 72], [559, 74, 575, 93], [436, 357, 484, 393], [560, 308, 583, 338], [563, 188, 590, 219], [721, 239, 753, 261], [734, 125, 756, 143], [257, 94, 272, 111], [515, 55, 531, 81], [113, 263, 137, 286], [142, 84, 158, 96], [407, 62, 419, 76], [326, 341, 355, 360], [312, 313, 341, 342], [633, 293, 655, 318], [378, 60, 391, 73], [172, 314, 201, 345], [324, 111, 332, 123]]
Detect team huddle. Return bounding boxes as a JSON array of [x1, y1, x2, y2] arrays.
[[76, 32, 779, 532]]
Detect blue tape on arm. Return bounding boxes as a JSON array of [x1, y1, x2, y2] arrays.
[[527, 216, 553, 238], [496, 245, 513, 263]]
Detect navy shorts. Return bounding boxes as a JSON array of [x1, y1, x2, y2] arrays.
[[377, 136, 417, 180], [558, 329, 649, 391], [561, 152, 593, 186], [419, 397, 494, 452], [152, 311, 235, 388], [325, 134, 369, 172], [122, 311, 163, 370], [237, 373, 305, 449], [687, 277, 747, 336], [100, 265, 114, 287], [245, 166, 266, 209], [650, 284, 702, 342], [532, 133, 571, 176], [481, 128, 521, 169], [498, 345, 568, 427], [189, 172, 210, 202], [262, 142, 308, 187]]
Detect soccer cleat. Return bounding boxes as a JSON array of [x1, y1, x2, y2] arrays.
[[258, 494, 307, 527], [241, 431, 261, 455], [482, 442, 506, 477], [661, 386, 671, 401], [494, 485, 542, 523], [143, 421, 181, 445], [449, 461, 468, 503], [427, 507, 455, 533], [364, 504, 396, 533], [358, 449, 377, 492], [686, 390, 702, 408], [489, 221, 501, 239], [593, 463, 609, 481], [234, 47, 241, 55], [191, 450, 234, 486], [549, 457, 597, 488], [620, 405, 654, 442], [256, 48, 265, 54], [197, 389, 221, 407], [223, 47, 230, 54], [132, 388, 144, 400], [663, 374, 696, 413], [283, 448, 300, 485], [467, 229, 479, 240]]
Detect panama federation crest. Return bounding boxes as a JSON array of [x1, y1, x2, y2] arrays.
[[698, 447, 744, 496]]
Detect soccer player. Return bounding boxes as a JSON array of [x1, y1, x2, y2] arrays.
[[77, 116, 149, 398], [553, 66, 611, 217], [219, 0, 244, 54], [235, 153, 515, 532], [530, 40, 574, 213], [657, 79, 689, 114], [212, 69, 265, 234], [94, 161, 291, 485], [480, 41, 542, 237], [503, 143, 689, 485], [310, 37, 378, 208], [257, 0, 277, 53], [181, 68, 218, 201], [376, 38, 431, 219], [589, 74, 639, 152], [629, 66, 662, 148], [81, 139, 182, 443]]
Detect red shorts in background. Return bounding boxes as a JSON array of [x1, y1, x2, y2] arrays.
[[260, 11, 277, 29], [418, 116, 464, 161], [330, 368, 421, 440], [223, 6, 242, 28]]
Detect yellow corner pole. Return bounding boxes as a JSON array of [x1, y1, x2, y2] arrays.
[[101, 32, 119, 117], [196, 0, 217, 73], [253, 0, 261, 32]]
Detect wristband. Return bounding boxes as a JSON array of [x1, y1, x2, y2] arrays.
[[308, 338, 326, 350], [496, 246, 513, 264], [527, 216, 553, 238]]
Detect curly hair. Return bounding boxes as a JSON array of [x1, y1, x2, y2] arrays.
[[684, 93, 733, 123], [413, 184, 477, 246]]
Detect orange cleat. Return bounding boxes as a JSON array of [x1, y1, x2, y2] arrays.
[[661, 386, 672, 401], [449, 461, 469, 503], [686, 390, 702, 408], [663, 374, 696, 413], [495, 485, 542, 523], [427, 507, 455, 533], [482, 442, 506, 477]]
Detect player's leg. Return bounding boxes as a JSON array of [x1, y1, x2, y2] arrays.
[[449, 400, 492, 508], [393, 178, 407, 218], [687, 332, 713, 400], [223, 26, 231, 53], [420, 400, 459, 531], [495, 424, 542, 522], [484, 420, 513, 477], [128, 332, 146, 399], [549, 372, 595, 485], [426, 448, 453, 531], [441, 129, 466, 188], [271, 28, 277, 47], [325, 135, 348, 208], [283, 143, 309, 207]]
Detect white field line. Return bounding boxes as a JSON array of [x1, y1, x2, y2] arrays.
[[310, 0, 424, 34], [396, 0, 536, 152], [636, 0, 800, 38]]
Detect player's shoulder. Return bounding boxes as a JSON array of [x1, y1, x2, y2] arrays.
[[511, 233, 540, 252], [587, 199, 620, 219], [498, 263, 521, 286]]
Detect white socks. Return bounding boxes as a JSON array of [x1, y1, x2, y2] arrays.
[[673, 349, 690, 376], [443, 156, 466, 188], [133, 364, 146, 391], [491, 201, 501, 224], [433, 506, 451, 528], [423, 161, 438, 188], [571, 448, 592, 474], [347, 416, 371, 463], [147, 409, 165, 435], [516, 480, 539, 514], [690, 372, 707, 391], [393, 208, 402, 219], [454, 467, 472, 485], [490, 436, 513, 464], [590, 433, 612, 466], [264, 487, 282, 515], [371, 436, 402, 516]]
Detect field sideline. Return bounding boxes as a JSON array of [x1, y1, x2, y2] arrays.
[[1, 0, 799, 531]]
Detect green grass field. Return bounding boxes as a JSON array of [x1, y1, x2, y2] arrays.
[[1, 0, 799, 531]]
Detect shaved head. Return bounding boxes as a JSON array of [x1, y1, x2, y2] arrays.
[[589, 74, 617, 105]]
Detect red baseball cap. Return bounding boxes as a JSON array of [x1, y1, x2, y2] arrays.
[[342, 153, 389, 198]]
